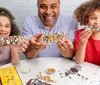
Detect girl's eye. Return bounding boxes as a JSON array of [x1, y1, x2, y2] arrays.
[[6, 25, 10, 28], [90, 17, 97, 20]]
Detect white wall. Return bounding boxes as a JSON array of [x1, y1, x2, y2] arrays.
[[0, 0, 88, 31]]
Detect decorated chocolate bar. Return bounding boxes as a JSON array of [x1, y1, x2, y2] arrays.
[[26, 78, 52, 85], [40, 32, 67, 43], [0, 36, 21, 47], [85, 26, 100, 31]]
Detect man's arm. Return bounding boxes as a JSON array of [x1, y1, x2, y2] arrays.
[[24, 34, 46, 58]]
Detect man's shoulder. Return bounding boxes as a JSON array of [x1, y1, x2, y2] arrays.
[[60, 12, 73, 18], [25, 15, 39, 21], [59, 12, 75, 21], [59, 12, 77, 24]]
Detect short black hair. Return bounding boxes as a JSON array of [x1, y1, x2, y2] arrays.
[[37, 0, 60, 5]]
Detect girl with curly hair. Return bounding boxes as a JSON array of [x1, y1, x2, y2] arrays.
[[74, 0, 100, 66], [0, 7, 28, 65]]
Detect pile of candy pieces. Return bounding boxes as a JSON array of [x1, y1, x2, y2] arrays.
[[85, 26, 100, 31], [0, 36, 21, 47], [26, 78, 52, 85], [46, 68, 56, 75], [37, 72, 56, 83], [65, 65, 81, 76], [40, 32, 66, 43]]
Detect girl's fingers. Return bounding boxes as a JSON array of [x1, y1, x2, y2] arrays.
[[85, 32, 92, 40], [80, 30, 92, 39]]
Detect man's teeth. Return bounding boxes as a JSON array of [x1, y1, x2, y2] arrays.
[[46, 16, 53, 19]]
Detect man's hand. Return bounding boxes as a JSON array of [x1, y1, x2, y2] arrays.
[[56, 37, 74, 52], [29, 34, 46, 50]]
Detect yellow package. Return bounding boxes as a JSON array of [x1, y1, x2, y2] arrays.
[[0, 66, 23, 85]]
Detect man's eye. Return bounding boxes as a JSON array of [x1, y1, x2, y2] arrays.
[[51, 6, 56, 9], [40, 5, 46, 9]]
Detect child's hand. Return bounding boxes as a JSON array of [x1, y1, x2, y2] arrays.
[[79, 29, 92, 45], [56, 37, 74, 52], [11, 36, 29, 52]]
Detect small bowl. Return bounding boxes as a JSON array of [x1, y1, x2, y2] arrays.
[[46, 68, 56, 75], [20, 67, 31, 74]]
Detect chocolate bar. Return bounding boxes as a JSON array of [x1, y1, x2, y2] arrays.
[[40, 32, 66, 43], [85, 26, 100, 31], [0, 36, 21, 47]]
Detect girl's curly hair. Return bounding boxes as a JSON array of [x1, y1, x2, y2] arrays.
[[0, 7, 20, 36], [74, 0, 100, 25]]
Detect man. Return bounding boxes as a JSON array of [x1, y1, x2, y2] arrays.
[[22, 0, 78, 58]]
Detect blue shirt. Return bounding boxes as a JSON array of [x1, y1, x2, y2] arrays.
[[22, 13, 78, 58]]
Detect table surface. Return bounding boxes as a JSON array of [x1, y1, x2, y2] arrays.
[[0, 58, 100, 85]]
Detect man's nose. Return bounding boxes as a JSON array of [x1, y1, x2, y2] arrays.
[[45, 8, 52, 14]]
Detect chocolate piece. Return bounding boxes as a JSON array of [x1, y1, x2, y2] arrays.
[[65, 70, 71, 76], [70, 65, 81, 74]]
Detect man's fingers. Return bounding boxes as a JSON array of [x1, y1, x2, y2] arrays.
[[60, 40, 69, 49], [57, 41, 66, 51], [29, 37, 40, 46], [34, 34, 43, 41], [67, 42, 74, 49]]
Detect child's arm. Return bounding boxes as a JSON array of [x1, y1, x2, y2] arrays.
[[75, 42, 87, 64], [75, 29, 92, 64], [11, 46, 20, 64], [11, 37, 28, 65]]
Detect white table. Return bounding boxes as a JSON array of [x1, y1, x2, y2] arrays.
[[1, 58, 100, 85]]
